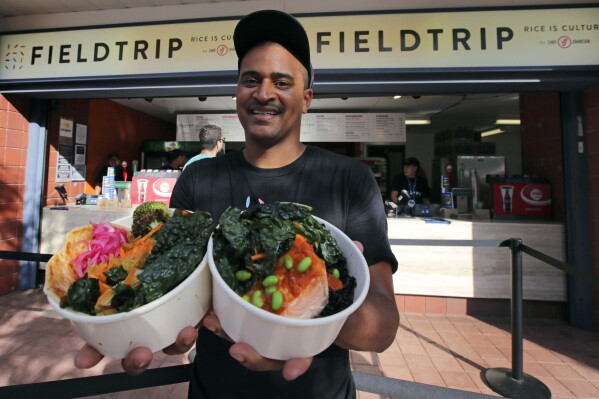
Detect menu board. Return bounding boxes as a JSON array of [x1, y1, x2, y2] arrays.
[[177, 113, 406, 143]]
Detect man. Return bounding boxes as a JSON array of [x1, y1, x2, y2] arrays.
[[182, 124, 224, 171], [94, 152, 126, 194], [75, 10, 399, 399], [159, 149, 187, 170], [390, 157, 431, 206]]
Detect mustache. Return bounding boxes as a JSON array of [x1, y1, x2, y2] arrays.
[[246, 100, 283, 113]]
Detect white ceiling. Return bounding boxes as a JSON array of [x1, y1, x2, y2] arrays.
[[1, 0, 590, 134]]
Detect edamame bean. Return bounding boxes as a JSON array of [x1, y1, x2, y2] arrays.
[[271, 290, 283, 311], [235, 269, 252, 282], [262, 275, 279, 287], [265, 286, 277, 295], [332, 268, 340, 279], [283, 255, 293, 270], [297, 257, 312, 273], [242, 295, 250, 302], [251, 290, 264, 308]]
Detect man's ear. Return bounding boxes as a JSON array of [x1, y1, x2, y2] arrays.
[[302, 88, 313, 114]]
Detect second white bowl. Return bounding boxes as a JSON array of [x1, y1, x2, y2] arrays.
[[207, 216, 369, 360]]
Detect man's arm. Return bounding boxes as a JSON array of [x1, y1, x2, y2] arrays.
[[334, 260, 399, 352], [390, 190, 399, 203]]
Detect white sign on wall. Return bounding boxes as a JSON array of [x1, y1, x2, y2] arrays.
[[176, 113, 406, 143], [1, 7, 598, 82]]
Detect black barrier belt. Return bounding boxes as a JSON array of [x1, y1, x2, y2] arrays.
[[389, 239, 503, 247], [521, 244, 599, 286], [0, 364, 192, 399], [352, 371, 501, 399], [0, 250, 53, 262]]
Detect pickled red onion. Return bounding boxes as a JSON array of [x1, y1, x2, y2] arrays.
[[71, 221, 129, 278]]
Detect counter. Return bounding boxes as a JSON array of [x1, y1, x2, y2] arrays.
[[40, 205, 135, 269], [39, 206, 566, 302], [388, 217, 566, 301]]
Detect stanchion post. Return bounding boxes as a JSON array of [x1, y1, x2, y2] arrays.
[[484, 238, 551, 399], [511, 237, 523, 381]]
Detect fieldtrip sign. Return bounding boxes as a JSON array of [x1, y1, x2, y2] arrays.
[[0, 7, 598, 81]]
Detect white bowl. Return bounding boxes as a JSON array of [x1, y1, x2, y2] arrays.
[[207, 216, 369, 360], [45, 215, 212, 358]]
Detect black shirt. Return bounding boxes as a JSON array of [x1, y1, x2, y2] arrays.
[[170, 146, 397, 399], [95, 165, 126, 184], [390, 174, 430, 204]]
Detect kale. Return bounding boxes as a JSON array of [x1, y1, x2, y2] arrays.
[[111, 282, 137, 312], [213, 202, 348, 297], [65, 275, 100, 314], [138, 210, 215, 303], [104, 266, 128, 286], [318, 276, 357, 318]]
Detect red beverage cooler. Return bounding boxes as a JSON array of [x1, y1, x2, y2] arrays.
[[489, 176, 552, 220], [132, 170, 180, 205]]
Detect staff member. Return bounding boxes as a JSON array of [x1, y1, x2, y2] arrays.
[[160, 149, 186, 171], [390, 157, 431, 206], [94, 152, 126, 194]]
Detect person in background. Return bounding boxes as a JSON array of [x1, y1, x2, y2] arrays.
[[94, 152, 126, 194], [390, 157, 431, 206], [183, 124, 224, 171], [160, 149, 187, 171], [75, 10, 399, 399]]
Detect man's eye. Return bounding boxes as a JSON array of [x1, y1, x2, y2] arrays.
[[241, 78, 258, 86], [274, 81, 292, 89]]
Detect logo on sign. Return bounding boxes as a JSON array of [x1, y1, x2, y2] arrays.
[[152, 178, 174, 197], [3, 44, 26, 70], [558, 36, 572, 48]]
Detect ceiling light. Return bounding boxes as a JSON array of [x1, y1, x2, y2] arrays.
[[405, 119, 430, 125], [495, 119, 520, 125], [481, 128, 505, 137], [393, 95, 402, 99]]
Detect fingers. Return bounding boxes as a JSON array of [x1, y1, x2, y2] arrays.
[[353, 240, 364, 253], [229, 342, 284, 372], [163, 326, 198, 355], [282, 357, 313, 381], [74, 344, 104, 369], [121, 347, 153, 376], [202, 311, 232, 342], [228, 342, 313, 381]]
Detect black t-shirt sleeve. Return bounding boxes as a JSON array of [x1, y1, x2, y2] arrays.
[[170, 168, 196, 210], [345, 162, 398, 273]]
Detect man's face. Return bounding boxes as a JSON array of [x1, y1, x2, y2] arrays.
[[108, 157, 119, 168], [404, 164, 418, 178], [236, 43, 313, 145], [174, 155, 186, 167]]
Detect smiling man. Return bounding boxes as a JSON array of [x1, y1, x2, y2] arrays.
[[74, 10, 399, 399]]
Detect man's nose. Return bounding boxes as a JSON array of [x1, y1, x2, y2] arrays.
[[254, 81, 275, 102]]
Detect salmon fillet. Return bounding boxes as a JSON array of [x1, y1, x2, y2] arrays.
[[245, 234, 329, 319]]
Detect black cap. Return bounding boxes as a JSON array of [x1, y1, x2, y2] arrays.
[[234, 10, 313, 88], [404, 157, 420, 167]]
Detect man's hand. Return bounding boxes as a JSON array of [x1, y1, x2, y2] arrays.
[[74, 326, 198, 375]]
